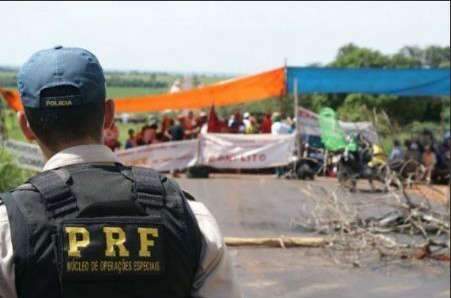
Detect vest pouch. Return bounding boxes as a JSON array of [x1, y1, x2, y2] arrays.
[[56, 216, 166, 287]]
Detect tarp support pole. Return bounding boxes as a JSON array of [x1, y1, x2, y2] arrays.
[[294, 79, 301, 161]]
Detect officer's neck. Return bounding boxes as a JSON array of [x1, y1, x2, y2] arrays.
[[38, 138, 102, 161]]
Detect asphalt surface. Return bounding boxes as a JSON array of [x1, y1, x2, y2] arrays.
[[176, 174, 450, 298]]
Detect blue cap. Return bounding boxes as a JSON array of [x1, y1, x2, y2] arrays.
[[17, 46, 106, 108]]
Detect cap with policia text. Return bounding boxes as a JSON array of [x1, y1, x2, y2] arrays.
[[17, 46, 106, 109]]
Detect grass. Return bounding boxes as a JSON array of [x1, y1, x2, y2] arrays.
[[107, 87, 167, 98]]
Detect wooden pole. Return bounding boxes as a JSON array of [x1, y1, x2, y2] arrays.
[[224, 236, 329, 248], [294, 79, 301, 160]]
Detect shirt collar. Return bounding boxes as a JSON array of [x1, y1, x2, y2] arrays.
[[43, 145, 120, 171]]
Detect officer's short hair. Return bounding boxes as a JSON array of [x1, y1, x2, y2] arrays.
[[25, 85, 105, 151]]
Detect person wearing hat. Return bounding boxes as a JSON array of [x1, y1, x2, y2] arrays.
[[0, 46, 242, 298]]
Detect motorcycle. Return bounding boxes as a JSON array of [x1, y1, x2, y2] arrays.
[[336, 134, 394, 192], [295, 136, 325, 180]]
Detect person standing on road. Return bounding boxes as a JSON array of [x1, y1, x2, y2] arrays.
[[389, 139, 404, 162], [260, 112, 272, 134], [125, 128, 137, 149], [271, 112, 292, 177], [0, 46, 242, 298], [168, 115, 186, 141], [422, 145, 437, 184]]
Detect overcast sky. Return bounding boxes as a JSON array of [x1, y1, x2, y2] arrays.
[[0, 1, 449, 74]]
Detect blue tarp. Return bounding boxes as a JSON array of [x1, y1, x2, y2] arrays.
[[287, 67, 450, 96]]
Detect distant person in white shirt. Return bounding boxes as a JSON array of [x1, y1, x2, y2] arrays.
[[271, 112, 292, 135]]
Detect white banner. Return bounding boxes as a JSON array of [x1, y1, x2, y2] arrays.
[[4, 134, 297, 172], [2, 139, 45, 171], [297, 106, 379, 144], [200, 133, 295, 169], [297, 106, 321, 136], [116, 139, 199, 172]]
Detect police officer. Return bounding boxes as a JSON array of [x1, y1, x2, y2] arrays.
[[0, 46, 242, 298]]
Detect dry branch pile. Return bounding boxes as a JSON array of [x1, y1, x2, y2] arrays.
[[293, 183, 450, 264]]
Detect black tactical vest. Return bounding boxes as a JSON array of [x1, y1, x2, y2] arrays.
[[0, 164, 202, 298]]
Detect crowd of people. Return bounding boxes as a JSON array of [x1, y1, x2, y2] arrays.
[[103, 107, 450, 184], [389, 130, 451, 183], [104, 107, 295, 151]]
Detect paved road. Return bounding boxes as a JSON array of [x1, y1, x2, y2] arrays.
[[176, 174, 450, 298], [230, 247, 449, 298]]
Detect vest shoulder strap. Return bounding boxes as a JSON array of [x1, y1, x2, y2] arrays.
[[28, 169, 78, 220], [131, 167, 166, 208]]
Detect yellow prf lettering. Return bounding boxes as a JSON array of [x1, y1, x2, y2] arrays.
[[65, 227, 90, 257], [103, 227, 130, 257], [138, 228, 159, 257]]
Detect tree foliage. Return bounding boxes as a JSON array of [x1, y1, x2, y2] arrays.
[[307, 43, 451, 126]]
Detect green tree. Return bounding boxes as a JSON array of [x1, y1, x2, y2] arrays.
[[424, 46, 450, 68], [394, 45, 450, 68], [331, 43, 390, 68], [389, 53, 422, 68]]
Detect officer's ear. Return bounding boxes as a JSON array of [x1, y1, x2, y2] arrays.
[[103, 99, 115, 130], [18, 111, 37, 141]]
